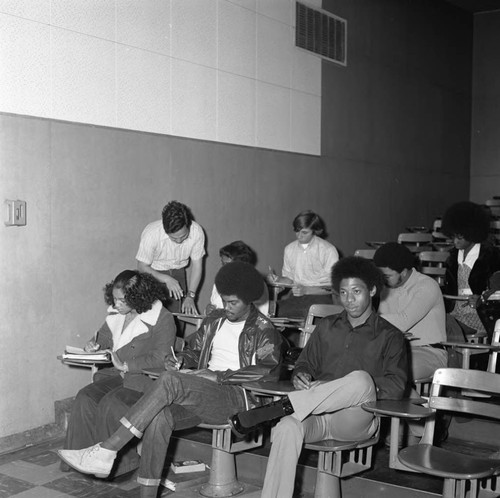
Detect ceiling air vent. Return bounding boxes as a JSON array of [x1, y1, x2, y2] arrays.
[[295, 1, 347, 66]]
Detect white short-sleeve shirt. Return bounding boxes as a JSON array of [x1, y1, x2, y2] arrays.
[[136, 220, 205, 271]]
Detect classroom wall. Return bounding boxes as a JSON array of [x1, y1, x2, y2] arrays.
[[470, 10, 500, 202], [0, 0, 321, 155], [0, 0, 472, 445]]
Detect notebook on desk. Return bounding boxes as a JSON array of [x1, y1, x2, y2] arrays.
[[61, 346, 111, 364]]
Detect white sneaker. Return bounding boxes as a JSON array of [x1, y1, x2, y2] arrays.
[[58, 443, 116, 478]]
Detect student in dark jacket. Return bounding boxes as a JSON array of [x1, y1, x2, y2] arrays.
[[442, 201, 500, 336], [62, 270, 176, 476], [58, 262, 282, 498]]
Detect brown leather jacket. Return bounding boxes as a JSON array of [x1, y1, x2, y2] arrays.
[[181, 305, 283, 385]]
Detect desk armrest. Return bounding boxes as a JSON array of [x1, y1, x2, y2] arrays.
[[242, 380, 295, 396], [362, 400, 432, 419]]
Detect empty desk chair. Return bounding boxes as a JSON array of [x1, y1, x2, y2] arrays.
[[398, 368, 500, 498], [397, 232, 433, 253], [353, 249, 376, 260], [418, 251, 449, 287]]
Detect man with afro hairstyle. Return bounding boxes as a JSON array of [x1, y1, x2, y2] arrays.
[[59, 262, 282, 498], [136, 201, 205, 315], [230, 256, 408, 498]]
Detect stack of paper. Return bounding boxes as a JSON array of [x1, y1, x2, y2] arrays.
[[62, 346, 111, 363]]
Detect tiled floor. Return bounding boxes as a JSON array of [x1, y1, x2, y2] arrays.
[[0, 438, 142, 498], [1, 423, 496, 498]]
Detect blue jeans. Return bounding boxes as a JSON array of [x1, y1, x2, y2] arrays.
[[120, 371, 247, 484]]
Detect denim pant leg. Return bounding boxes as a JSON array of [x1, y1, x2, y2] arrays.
[[121, 371, 247, 437], [137, 405, 202, 486]]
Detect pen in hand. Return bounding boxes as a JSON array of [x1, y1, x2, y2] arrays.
[[171, 346, 181, 370]]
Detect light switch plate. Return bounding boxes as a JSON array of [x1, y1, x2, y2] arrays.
[[5, 199, 27, 226]]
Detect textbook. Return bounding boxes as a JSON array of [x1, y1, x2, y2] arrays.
[[161, 468, 209, 491], [170, 459, 206, 474], [62, 346, 111, 363]]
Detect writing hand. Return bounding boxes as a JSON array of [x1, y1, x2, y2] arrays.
[[164, 354, 183, 371], [293, 372, 312, 390], [84, 339, 100, 352]]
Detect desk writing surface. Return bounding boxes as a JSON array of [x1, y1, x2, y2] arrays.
[[362, 400, 431, 418], [142, 367, 164, 378], [242, 380, 295, 395], [172, 312, 206, 319], [442, 294, 468, 301], [441, 342, 500, 351]]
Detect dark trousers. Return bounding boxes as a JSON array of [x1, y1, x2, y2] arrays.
[[64, 375, 143, 477], [120, 371, 247, 484], [158, 268, 187, 313]]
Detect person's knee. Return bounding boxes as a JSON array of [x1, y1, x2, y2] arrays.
[[273, 415, 303, 442], [346, 370, 376, 398], [158, 371, 182, 388]]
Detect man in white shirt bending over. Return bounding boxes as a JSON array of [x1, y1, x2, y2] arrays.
[[136, 200, 205, 314]]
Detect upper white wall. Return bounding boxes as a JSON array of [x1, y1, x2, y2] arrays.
[[0, 0, 322, 155]]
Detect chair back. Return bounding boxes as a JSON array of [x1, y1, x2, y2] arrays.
[[354, 249, 376, 260], [421, 368, 500, 444], [486, 320, 500, 373], [491, 220, 500, 245], [418, 251, 449, 286], [486, 198, 500, 207], [397, 232, 433, 253], [299, 304, 343, 347], [304, 304, 344, 328]]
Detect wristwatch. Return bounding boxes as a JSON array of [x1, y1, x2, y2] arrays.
[[187, 290, 196, 299]]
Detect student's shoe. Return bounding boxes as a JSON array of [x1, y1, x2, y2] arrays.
[[58, 443, 116, 478], [229, 397, 294, 437]]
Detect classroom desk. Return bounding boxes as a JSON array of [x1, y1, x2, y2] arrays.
[[241, 380, 295, 397], [440, 341, 500, 369]]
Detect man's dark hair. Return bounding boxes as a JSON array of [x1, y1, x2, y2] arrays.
[[219, 241, 257, 265], [104, 270, 165, 314], [292, 210, 326, 237], [373, 242, 415, 273], [162, 201, 194, 234], [441, 201, 490, 243], [215, 262, 263, 305], [331, 256, 385, 295]]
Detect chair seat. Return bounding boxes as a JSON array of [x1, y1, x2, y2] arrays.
[[399, 444, 500, 480], [305, 434, 377, 453], [304, 439, 362, 452]]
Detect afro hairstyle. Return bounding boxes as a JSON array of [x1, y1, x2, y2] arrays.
[[331, 256, 385, 296], [214, 261, 264, 304], [441, 201, 490, 243], [373, 242, 415, 273]]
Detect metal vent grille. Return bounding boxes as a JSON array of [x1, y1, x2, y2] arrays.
[[295, 2, 347, 66]]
